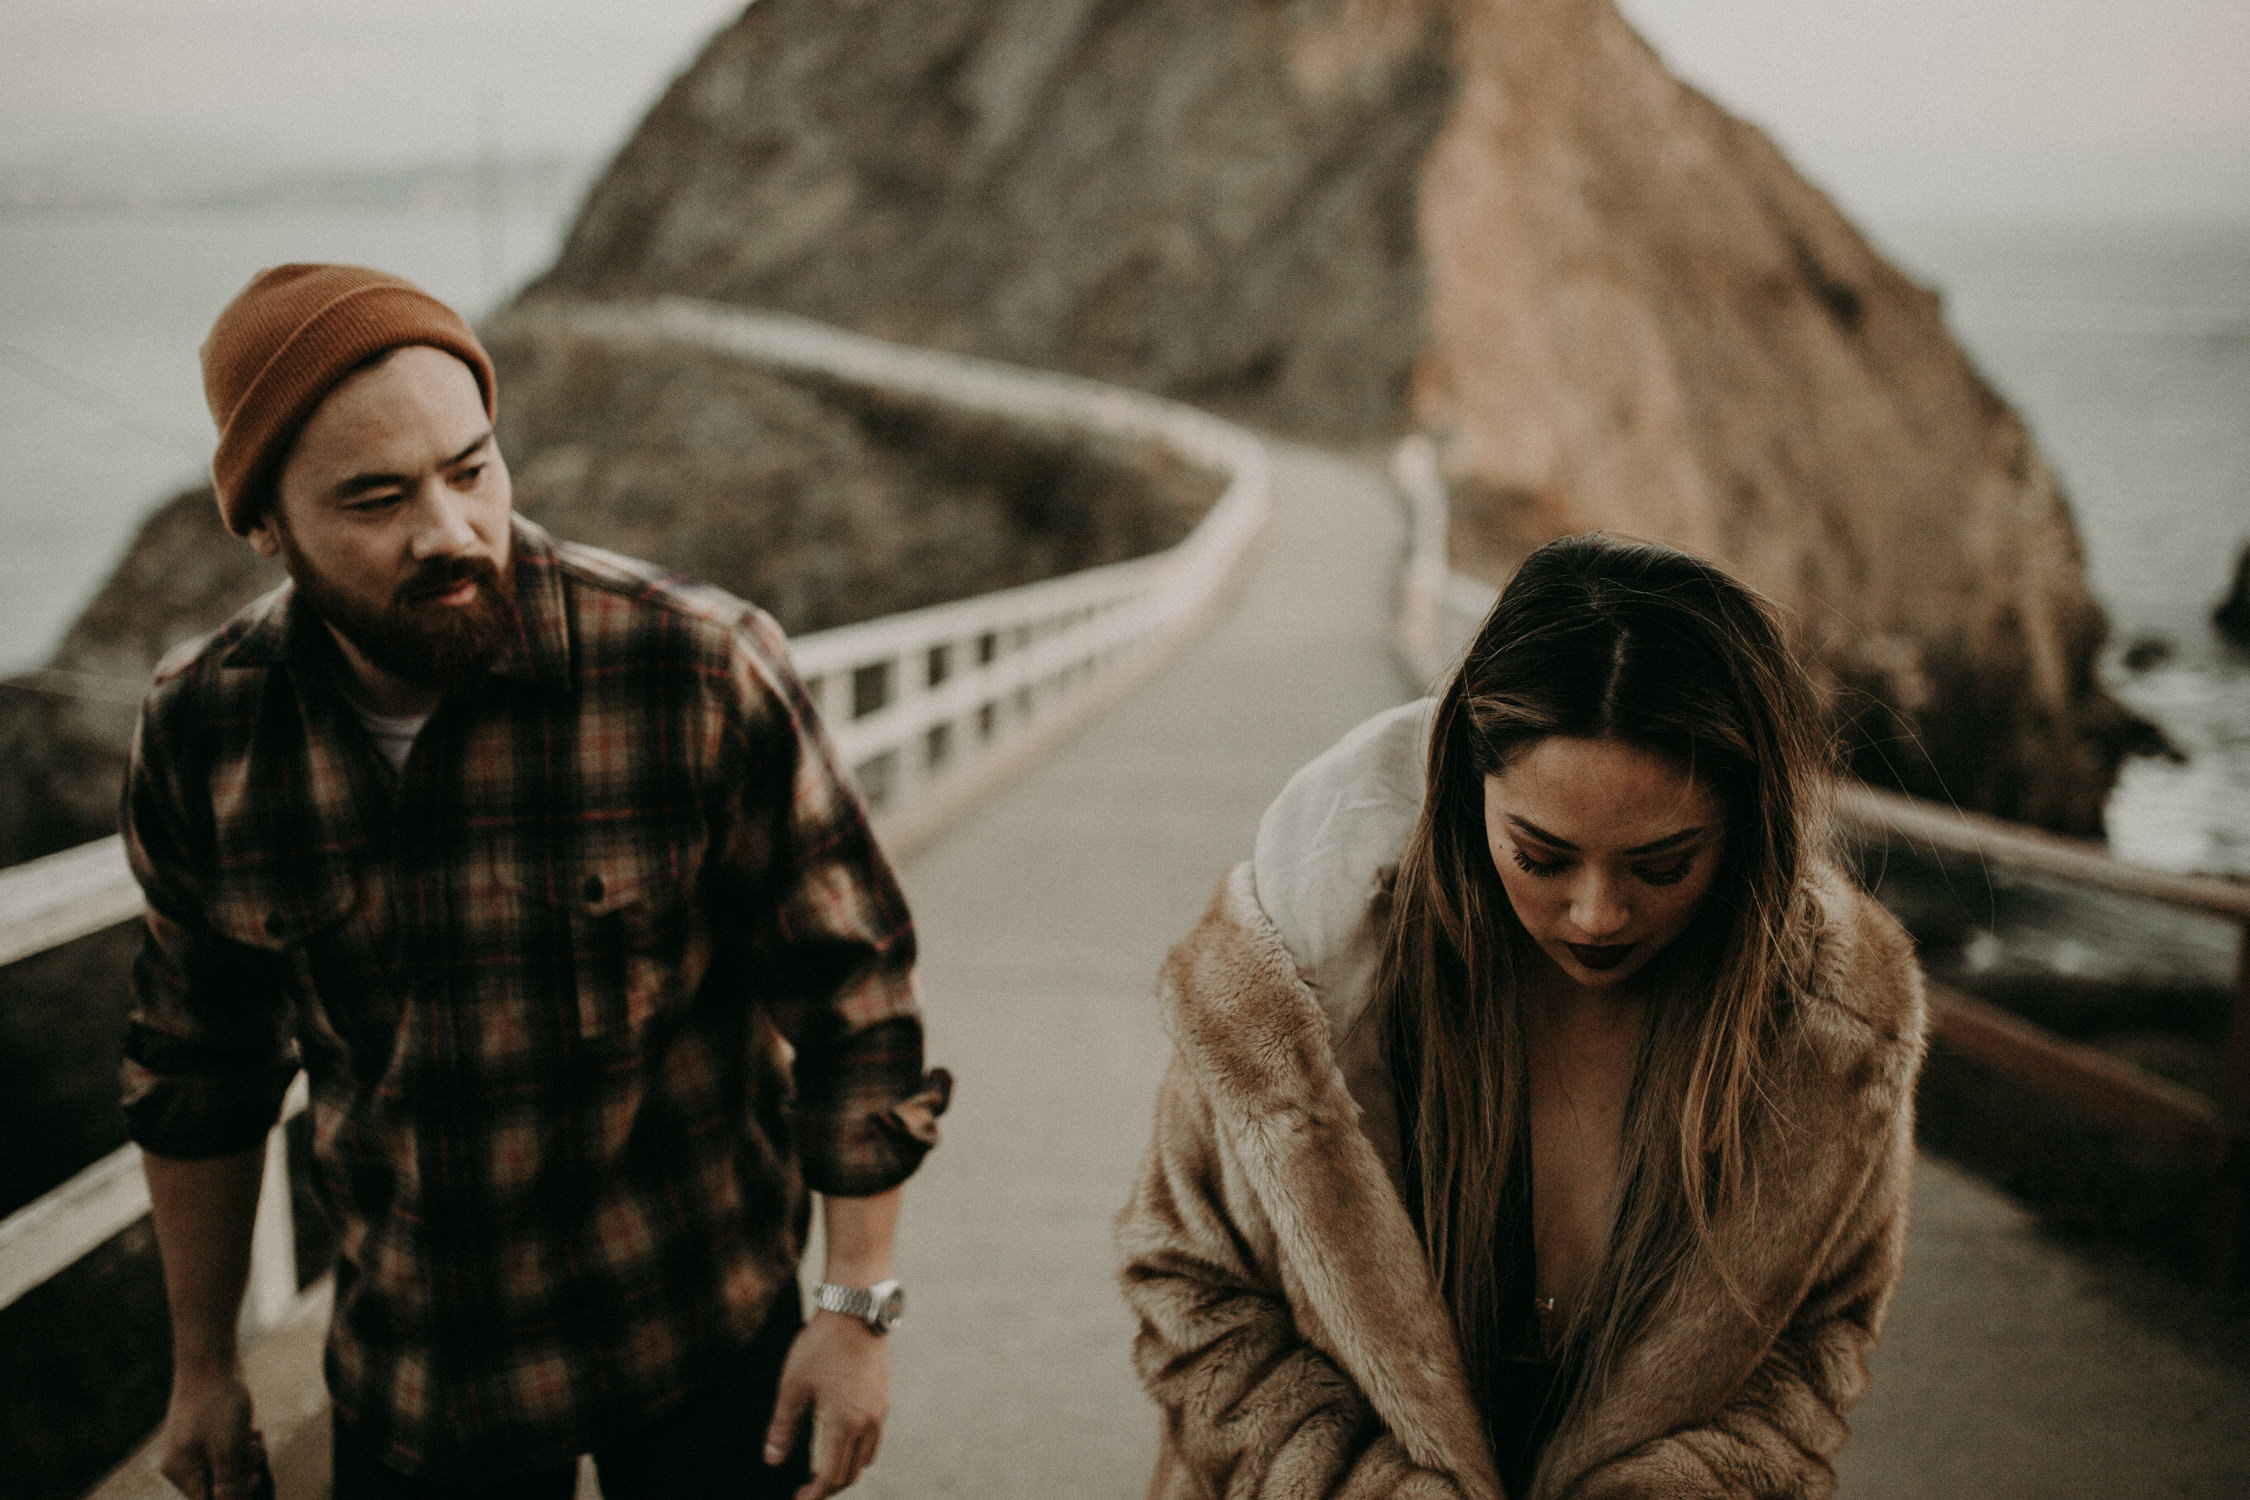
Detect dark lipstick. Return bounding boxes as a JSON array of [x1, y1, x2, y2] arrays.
[[1566, 942, 1634, 972]]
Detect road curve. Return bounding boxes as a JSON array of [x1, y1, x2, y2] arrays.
[[865, 441, 1416, 1497]]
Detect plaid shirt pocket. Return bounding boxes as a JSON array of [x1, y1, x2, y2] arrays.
[[207, 863, 360, 1035], [206, 861, 360, 953], [528, 842, 701, 1045]]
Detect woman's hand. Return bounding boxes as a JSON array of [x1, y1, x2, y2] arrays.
[[763, 1311, 891, 1500]]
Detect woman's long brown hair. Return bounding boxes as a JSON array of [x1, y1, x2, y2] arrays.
[[1370, 532, 1833, 1426]]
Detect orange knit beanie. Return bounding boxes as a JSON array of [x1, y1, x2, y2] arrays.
[[200, 264, 496, 535]]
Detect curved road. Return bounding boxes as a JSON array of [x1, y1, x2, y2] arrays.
[[865, 442, 1415, 1496]]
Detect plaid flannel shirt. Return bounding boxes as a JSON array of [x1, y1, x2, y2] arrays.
[[120, 518, 947, 1480]]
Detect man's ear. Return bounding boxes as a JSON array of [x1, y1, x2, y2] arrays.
[[244, 489, 283, 559]]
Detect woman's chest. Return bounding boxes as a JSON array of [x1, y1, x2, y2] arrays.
[[1524, 1012, 1645, 1314]]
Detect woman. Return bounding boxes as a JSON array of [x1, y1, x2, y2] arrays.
[[1117, 534, 1926, 1499]]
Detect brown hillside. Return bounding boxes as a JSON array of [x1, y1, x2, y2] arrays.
[[536, 0, 2148, 831]]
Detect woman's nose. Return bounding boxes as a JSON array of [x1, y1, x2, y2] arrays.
[[1568, 877, 1630, 940]]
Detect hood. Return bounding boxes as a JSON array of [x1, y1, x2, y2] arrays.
[[1251, 697, 1435, 1037]]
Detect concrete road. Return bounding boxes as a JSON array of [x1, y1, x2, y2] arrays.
[[1843, 1160, 2250, 1498], [865, 443, 1418, 1496]]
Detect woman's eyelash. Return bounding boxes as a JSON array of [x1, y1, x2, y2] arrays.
[[1510, 847, 1697, 885], [1510, 848, 1567, 878]]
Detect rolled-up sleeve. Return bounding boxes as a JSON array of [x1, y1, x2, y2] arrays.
[[118, 703, 297, 1159], [715, 610, 949, 1197]]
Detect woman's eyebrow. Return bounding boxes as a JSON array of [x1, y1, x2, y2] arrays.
[[1507, 815, 1577, 850], [1624, 827, 1707, 856], [1507, 815, 1707, 856]]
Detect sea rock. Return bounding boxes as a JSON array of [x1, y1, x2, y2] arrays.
[[2215, 541, 2250, 646], [536, 0, 2147, 833], [2121, 636, 2175, 673], [0, 336, 1217, 868], [537, 0, 1452, 441], [0, 488, 277, 867]]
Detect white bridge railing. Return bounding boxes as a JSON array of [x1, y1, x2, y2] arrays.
[[0, 301, 1272, 1357]]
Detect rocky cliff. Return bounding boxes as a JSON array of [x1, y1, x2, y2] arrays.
[[536, 0, 2146, 831]]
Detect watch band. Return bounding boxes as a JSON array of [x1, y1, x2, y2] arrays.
[[814, 1278, 904, 1333]]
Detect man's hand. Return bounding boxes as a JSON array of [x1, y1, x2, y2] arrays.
[[158, 1361, 265, 1500], [763, 1311, 891, 1500], [143, 1145, 268, 1499]]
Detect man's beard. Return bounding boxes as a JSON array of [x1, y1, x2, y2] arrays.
[[276, 526, 519, 693]]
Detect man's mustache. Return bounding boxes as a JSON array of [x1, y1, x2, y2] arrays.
[[394, 555, 504, 607]]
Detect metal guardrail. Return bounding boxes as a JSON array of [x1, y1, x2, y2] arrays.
[[0, 832, 312, 1339], [519, 298, 1272, 853], [0, 836, 144, 971], [1389, 434, 2250, 1283], [1837, 780, 2250, 1281], [0, 304, 1272, 1340]]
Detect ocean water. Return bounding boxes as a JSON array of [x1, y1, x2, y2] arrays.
[[1, 207, 2244, 871], [1870, 217, 2250, 876]]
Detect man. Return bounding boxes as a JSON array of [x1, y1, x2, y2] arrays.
[[122, 264, 948, 1500]]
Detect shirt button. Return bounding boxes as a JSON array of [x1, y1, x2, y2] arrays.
[[583, 875, 604, 904]]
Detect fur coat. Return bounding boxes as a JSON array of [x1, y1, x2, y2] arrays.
[[1116, 702, 1927, 1500]]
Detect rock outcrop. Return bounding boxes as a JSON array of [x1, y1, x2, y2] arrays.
[[489, 323, 1215, 634], [0, 338, 1216, 868], [2216, 542, 2250, 646], [537, 0, 1452, 442], [537, 0, 2145, 832], [0, 491, 276, 867]]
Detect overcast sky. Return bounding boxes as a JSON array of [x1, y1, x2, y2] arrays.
[[3, 0, 2245, 218], [1618, 0, 2250, 217], [0, 0, 749, 170]]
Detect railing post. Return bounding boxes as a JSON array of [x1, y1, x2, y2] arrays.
[[238, 1100, 300, 1342], [1390, 435, 1448, 683], [2208, 922, 2250, 1286]]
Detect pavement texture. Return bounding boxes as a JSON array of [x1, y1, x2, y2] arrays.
[[1842, 1160, 2250, 1498]]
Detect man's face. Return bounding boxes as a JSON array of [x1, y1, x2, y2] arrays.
[[251, 345, 515, 694]]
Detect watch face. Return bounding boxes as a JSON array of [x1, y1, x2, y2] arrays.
[[873, 1284, 905, 1332]]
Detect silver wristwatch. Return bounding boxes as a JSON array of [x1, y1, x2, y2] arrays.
[[813, 1278, 905, 1334]]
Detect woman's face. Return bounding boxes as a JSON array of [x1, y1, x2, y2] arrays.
[[1483, 736, 1724, 991]]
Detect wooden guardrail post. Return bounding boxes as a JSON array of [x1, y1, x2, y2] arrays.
[[2210, 923, 2250, 1283], [1390, 434, 1449, 683], [1829, 785, 2250, 1289], [239, 1079, 307, 1342]]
